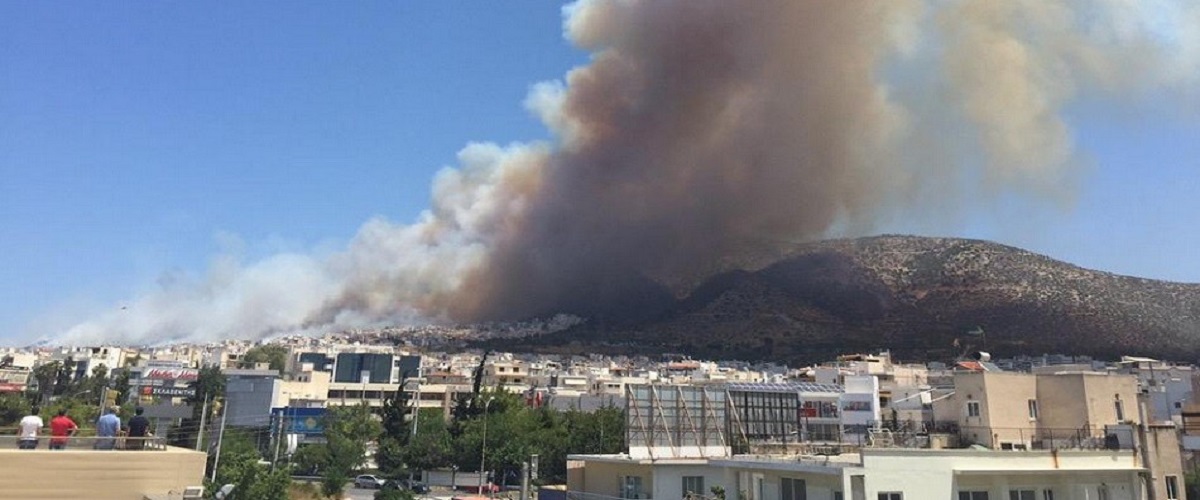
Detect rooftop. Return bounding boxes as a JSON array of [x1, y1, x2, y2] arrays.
[[0, 444, 206, 499]]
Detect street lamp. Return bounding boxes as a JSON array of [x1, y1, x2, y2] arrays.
[[478, 397, 495, 496]]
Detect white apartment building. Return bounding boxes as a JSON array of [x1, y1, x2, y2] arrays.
[[568, 447, 1168, 500]]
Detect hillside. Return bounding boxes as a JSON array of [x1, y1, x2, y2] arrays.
[[489, 235, 1200, 364]]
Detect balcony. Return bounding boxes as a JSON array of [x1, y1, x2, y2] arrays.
[[0, 435, 206, 499]]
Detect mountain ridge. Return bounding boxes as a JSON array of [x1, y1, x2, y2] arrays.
[[485, 235, 1200, 364]]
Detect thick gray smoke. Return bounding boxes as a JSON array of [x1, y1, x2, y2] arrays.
[[60, 0, 1199, 344]]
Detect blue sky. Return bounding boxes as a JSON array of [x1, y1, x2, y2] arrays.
[[0, 2, 585, 339], [1, 2, 1198, 342]]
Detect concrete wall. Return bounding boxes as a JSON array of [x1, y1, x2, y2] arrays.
[[1143, 424, 1187, 500], [1035, 373, 1091, 434], [953, 372, 1038, 448], [274, 369, 330, 407], [650, 464, 726, 500], [732, 467, 843, 500], [570, 460, 654, 498], [1037, 372, 1140, 445], [225, 376, 276, 427], [0, 446, 206, 499]]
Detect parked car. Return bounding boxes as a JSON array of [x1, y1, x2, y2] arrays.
[[355, 474, 386, 489], [381, 479, 431, 494], [404, 480, 431, 494]]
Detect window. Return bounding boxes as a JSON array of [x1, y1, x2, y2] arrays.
[[1097, 485, 1110, 500], [967, 401, 981, 418], [1166, 475, 1180, 500], [958, 492, 989, 500], [1027, 399, 1039, 420], [834, 493, 843, 500], [620, 476, 644, 499], [683, 476, 705, 498], [878, 494, 902, 500], [1115, 398, 1125, 421], [781, 478, 806, 500], [1042, 490, 1055, 500], [1009, 490, 1035, 500]]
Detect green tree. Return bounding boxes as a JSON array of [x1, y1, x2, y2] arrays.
[[565, 405, 624, 456], [69, 363, 110, 403], [401, 408, 454, 473], [450, 389, 538, 487], [321, 469, 350, 499], [379, 386, 413, 439], [111, 367, 131, 405], [176, 366, 226, 449], [32, 361, 61, 405], [54, 357, 75, 396], [241, 345, 288, 372], [189, 366, 226, 408], [291, 444, 329, 476], [309, 404, 382, 498], [41, 397, 100, 427], [208, 429, 290, 500], [0, 393, 31, 426]]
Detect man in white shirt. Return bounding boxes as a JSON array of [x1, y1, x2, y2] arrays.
[[18, 407, 43, 450]]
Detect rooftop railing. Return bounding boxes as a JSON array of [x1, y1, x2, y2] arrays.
[[871, 420, 1136, 451], [0, 433, 168, 451]]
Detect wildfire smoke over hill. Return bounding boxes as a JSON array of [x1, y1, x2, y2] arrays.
[[62, 0, 1200, 344]]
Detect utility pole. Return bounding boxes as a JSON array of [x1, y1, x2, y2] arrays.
[[410, 365, 422, 484], [273, 410, 286, 469], [478, 397, 494, 496], [520, 461, 530, 500], [210, 403, 228, 483], [195, 394, 210, 451]]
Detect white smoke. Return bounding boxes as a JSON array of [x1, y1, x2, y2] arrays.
[[58, 0, 1200, 345]]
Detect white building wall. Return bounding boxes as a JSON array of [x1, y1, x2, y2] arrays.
[[650, 464, 726, 500]]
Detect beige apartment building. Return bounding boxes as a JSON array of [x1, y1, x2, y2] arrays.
[[937, 370, 1141, 450]]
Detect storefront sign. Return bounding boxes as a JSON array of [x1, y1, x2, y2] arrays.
[[142, 386, 196, 398], [143, 368, 199, 381]]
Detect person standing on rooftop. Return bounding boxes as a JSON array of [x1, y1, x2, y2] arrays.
[[49, 409, 78, 450], [126, 407, 150, 450], [17, 407, 43, 450], [95, 407, 121, 450]]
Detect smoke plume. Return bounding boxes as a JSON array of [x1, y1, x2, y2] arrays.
[[60, 0, 1199, 344]]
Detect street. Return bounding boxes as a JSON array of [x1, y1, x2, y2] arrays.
[[342, 486, 455, 500]]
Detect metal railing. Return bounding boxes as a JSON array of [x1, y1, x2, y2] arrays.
[[870, 420, 1135, 451], [568, 492, 641, 500], [0, 434, 168, 450]]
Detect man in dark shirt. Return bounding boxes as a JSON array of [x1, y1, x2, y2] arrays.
[[126, 407, 151, 450]]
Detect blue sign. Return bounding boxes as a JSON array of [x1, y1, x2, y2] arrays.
[[271, 407, 326, 435]]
